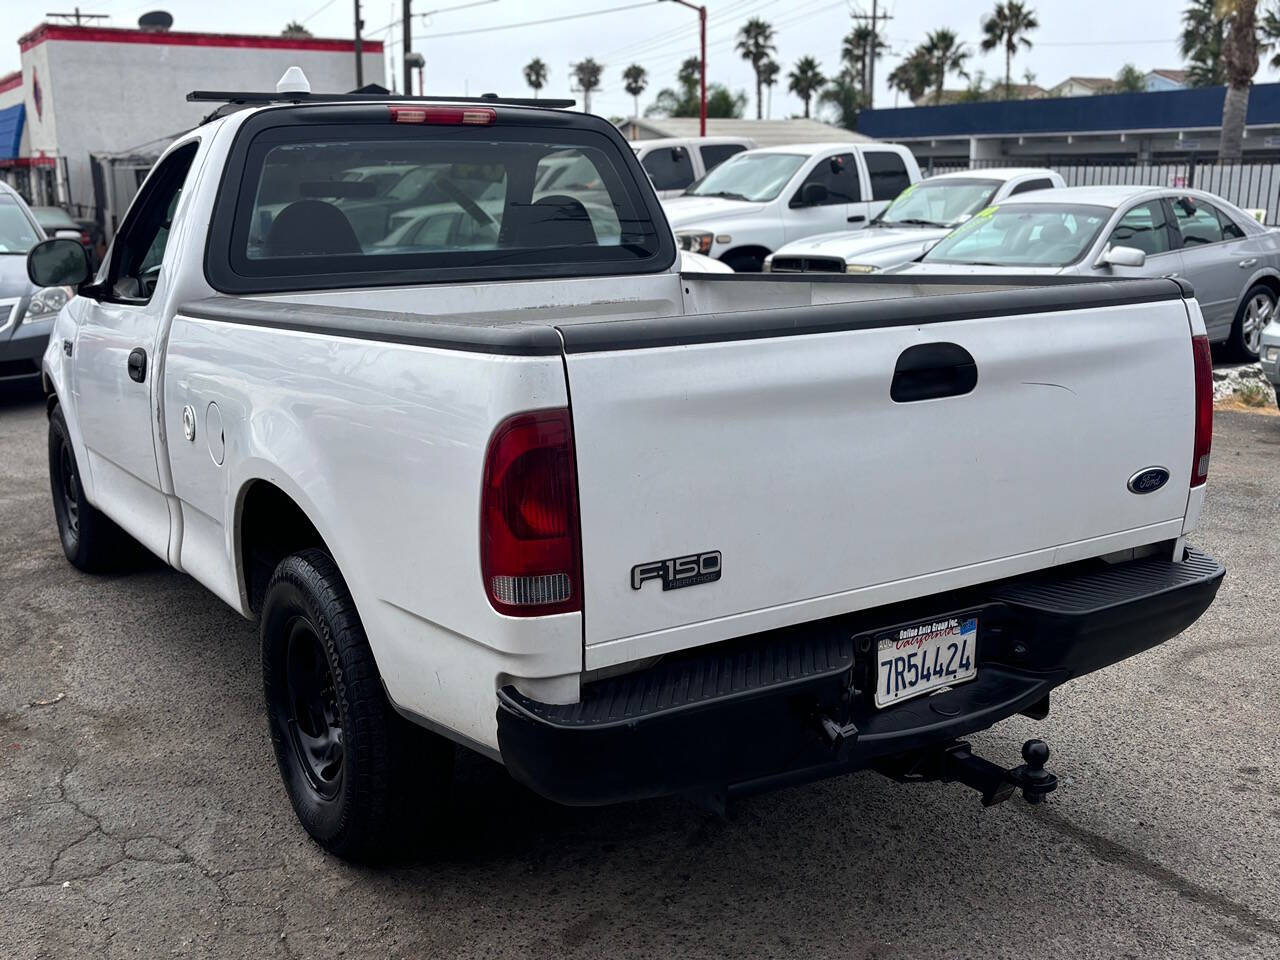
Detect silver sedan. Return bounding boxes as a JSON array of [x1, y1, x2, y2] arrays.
[[894, 185, 1280, 361]]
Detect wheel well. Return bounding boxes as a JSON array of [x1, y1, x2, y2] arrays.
[[1251, 273, 1280, 301], [239, 481, 326, 615], [43, 373, 58, 417], [719, 245, 771, 270]]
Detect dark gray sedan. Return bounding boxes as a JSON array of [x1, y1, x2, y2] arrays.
[[1, 182, 71, 383]]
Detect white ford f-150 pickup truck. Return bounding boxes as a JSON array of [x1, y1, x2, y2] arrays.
[[27, 81, 1224, 862]]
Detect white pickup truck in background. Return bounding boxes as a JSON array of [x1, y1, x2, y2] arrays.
[[632, 135, 755, 198], [662, 141, 922, 271], [28, 81, 1224, 862]]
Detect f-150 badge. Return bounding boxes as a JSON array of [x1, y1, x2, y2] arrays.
[[631, 551, 722, 591]]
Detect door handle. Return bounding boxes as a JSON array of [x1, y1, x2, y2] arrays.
[[847, 214, 866, 223], [891, 342, 977, 403], [1239, 257, 1258, 268], [127, 347, 147, 383]]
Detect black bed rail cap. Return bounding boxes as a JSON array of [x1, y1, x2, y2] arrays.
[[186, 90, 576, 109]]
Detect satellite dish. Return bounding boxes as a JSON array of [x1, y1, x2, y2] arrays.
[[137, 10, 174, 31]]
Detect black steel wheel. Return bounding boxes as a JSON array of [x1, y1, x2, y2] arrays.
[[261, 548, 453, 861]]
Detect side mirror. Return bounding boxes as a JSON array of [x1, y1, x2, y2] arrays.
[[28, 237, 90, 289], [671, 147, 686, 161], [1097, 244, 1146, 268], [798, 182, 829, 206]]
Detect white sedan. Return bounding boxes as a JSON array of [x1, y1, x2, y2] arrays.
[[765, 167, 1063, 275]]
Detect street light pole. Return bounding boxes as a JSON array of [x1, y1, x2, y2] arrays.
[[662, 0, 707, 136], [353, 0, 364, 88], [402, 0, 413, 98]]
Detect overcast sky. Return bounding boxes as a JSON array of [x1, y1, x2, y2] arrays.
[[4, 0, 1278, 119]]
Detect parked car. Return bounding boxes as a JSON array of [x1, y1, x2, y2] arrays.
[[662, 142, 922, 271], [764, 167, 1064, 274], [0, 184, 73, 383], [893, 184, 1280, 360], [1260, 314, 1280, 405], [28, 204, 101, 268], [631, 136, 755, 199], [28, 80, 1223, 862]]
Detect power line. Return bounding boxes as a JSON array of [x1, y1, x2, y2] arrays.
[[407, 1, 654, 42], [299, 0, 341, 25]]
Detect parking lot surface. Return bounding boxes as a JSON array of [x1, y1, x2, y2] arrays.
[[1, 384, 1278, 960]]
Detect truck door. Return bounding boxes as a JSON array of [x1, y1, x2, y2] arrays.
[[72, 142, 199, 560], [782, 152, 863, 243]]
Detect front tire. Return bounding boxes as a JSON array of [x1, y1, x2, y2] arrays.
[[721, 249, 766, 273], [261, 548, 453, 861], [47, 404, 136, 572], [1228, 283, 1275, 362]]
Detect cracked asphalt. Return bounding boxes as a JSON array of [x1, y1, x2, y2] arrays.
[[1, 381, 1278, 960]]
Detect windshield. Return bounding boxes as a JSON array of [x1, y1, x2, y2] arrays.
[[923, 203, 1112, 267], [877, 178, 1001, 228], [686, 152, 805, 202], [0, 198, 40, 254]]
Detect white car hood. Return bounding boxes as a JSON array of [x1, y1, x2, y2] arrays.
[[775, 226, 949, 265], [662, 194, 767, 228]]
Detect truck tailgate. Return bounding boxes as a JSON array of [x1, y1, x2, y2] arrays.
[[559, 282, 1196, 668]]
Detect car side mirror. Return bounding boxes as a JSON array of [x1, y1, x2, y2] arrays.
[[797, 182, 828, 207], [28, 237, 90, 289], [1097, 244, 1146, 268]]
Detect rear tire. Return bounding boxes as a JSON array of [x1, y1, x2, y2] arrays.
[[261, 548, 453, 861], [721, 250, 766, 273], [1227, 283, 1275, 362], [47, 404, 137, 572]]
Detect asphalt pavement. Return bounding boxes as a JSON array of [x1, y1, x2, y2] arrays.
[[1, 382, 1278, 960]]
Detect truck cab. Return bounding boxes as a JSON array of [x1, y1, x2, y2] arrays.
[[662, 141, 921, 271]]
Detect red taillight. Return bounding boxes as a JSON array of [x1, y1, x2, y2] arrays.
[[389, 105, 496, 126], [1191, 333, 1213, 487], [480, 409, 581, 616]]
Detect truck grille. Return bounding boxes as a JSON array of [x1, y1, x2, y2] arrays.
[[769, 256, 846, 274]]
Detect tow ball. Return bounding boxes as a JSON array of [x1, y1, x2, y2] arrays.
[[876, 738, 1059, 807]]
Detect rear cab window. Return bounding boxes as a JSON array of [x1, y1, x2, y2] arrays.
[[1007, 177, 1055, 196], [698, 143, 746, 171], [207, 105, 674, 293], [863, 151, 911, 202]]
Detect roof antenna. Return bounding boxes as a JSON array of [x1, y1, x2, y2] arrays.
[[276, 66, 311, 95]]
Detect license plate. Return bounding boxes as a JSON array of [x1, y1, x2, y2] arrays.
[[874, 615, 978, 708]]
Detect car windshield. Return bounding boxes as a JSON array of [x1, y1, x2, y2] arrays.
[[876, 178, 1001, 228], [923, 202, 1112, 267], [685, 152, 805, 202], [32, 206, 78, 230], [0, 197, 40, 254]]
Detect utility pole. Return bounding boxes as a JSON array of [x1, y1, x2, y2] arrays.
[[851, 0, 892, 110], [353, 0, 364, 88], [402, 0, 412, 100], [662, 0, 706, 136]]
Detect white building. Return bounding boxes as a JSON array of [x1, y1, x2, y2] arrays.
[[0, 20, 383, 231]]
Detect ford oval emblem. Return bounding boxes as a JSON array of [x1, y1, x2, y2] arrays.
[[1128, 467, 1170, 494]]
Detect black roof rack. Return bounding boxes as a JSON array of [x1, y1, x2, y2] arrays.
[[186, 91, 576, 109]]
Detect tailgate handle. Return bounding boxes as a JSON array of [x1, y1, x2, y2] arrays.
[[891, 342, 977, 403]]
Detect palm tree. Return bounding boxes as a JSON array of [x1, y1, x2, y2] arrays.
[[888, 49, 934, 104], [842, 23, 888, 98], [924, 28, 970, 104], [523, 58, 548, 99], [760, 58, 780, 118], [819, 69, 862, 130], [1220, 0, 1261, 162], [981, 1, 1039, 98], [1264, 3, 1280, 68], [788, 56, 826, 118], [622, 64, 648, 119], [1181, 0, 1228, 85], [571, 58, 603, 114], [281, 21, 312, 38], [735, 17, 777, 119]]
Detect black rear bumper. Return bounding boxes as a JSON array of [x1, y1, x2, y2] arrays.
[[497, 547, 1224, 806]]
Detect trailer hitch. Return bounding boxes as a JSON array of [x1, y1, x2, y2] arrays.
[[876, 738, 1058, 807]]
